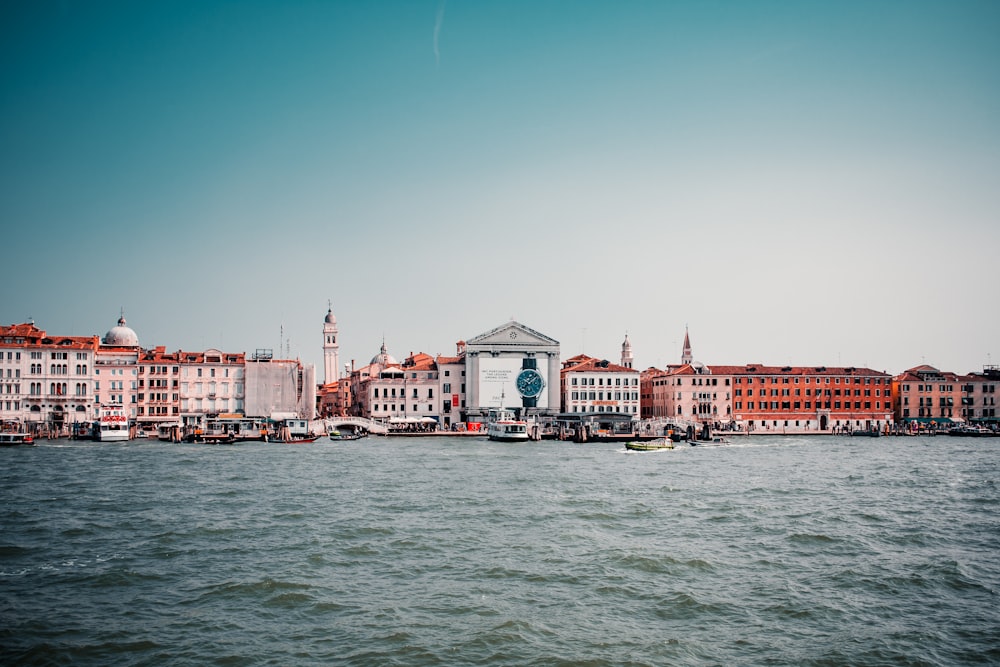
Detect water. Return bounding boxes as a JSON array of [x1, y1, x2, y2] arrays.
[[2, 435, 998, 666]]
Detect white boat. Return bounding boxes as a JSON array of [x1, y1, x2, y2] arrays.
[[94, 405, 130, 442], [486, 408, 529, 442], [625, 438, 674, 452], [0, 429, 34, 446]]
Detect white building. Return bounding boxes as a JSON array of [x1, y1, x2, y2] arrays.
[[463, 321, 560, 420], [1, 321, 99, 432], [560, 354, 641, 415], [177, 349, 246, 427]]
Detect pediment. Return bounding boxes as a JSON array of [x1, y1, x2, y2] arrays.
[[466, 321, 559, 348]]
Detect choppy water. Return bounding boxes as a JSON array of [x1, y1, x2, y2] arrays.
[[1, 435, 998, 666]]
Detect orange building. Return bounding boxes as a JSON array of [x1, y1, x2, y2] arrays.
[[730, 365, 892, 433], [641, 361, 893, 434]]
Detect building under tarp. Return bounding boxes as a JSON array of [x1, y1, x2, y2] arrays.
[[244, 359, 316, 419]]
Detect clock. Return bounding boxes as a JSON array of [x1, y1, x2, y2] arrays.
[[515, 357, 545, 408]]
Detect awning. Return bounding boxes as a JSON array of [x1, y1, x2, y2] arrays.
[[904, 417, 955, 424]]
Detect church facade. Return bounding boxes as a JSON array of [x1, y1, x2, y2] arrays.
[[463, 321, 560, 419]]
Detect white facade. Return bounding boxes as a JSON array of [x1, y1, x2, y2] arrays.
[[464, 321, 560, 418], [562, 356, 641, 415], [177, 349, 246, 420], [436, 345, 466, 428]]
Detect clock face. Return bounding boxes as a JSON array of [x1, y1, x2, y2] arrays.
[[516, 368, 545, 398]]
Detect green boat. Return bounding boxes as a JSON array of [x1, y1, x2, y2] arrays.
[[624, 439, 674, 452]]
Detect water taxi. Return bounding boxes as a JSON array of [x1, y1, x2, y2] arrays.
[[486, 408, 529, 442], [0, 428, 34, 446], [94, 405, 130, 442], [624, 439, 674, 452]]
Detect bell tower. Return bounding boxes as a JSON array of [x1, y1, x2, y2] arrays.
[[620, 333, 634, 369], [681, 326, 693, 365], [323, 302, 339, 384]]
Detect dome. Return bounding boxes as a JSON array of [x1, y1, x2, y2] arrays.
[[325, 307, 336, 325], [103, 315, 139, 347], [370, 341, 397, 366]]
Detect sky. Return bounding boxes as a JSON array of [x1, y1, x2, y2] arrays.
[[2, 1, 998, 378]]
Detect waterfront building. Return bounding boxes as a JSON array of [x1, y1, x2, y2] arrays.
[[640, 327, 714, 421], [731, 364, 892, 432], [642, 361, 893, 433], [560, 354, 640, 415], [348, 343, 440, 425], [317, 377, 351, 418], [964, 366, 1000, 425], [137, 346, 181, 429], [177, 348, 246, 429], [893, 365, 999, 428], [348, 341, 397, 419], [1, 321, 99, 432], [244, 350, 315, 419], [664, 362, 735, 425], [435, 342, 467, 429], [95, 314, 141, 421], [640, 367, 669, 420], [463, 321, 560, 420]]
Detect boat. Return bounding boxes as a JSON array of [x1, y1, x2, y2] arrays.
[[156, 422, 182, 442], [93, 404, 130, 442], [184, 431, 237, 444], [486, 408, 529, 442], [948, 425, 996, 437], [687, 436, 730, 446], [275, 435, 320, 444], [329, 429, 367, 441], [269, 417, 318, 443], [0, 427, 34, 446], [625, 439, 674, 452]]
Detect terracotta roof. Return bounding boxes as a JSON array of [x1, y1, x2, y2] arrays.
[[562, 357, 636, 374]]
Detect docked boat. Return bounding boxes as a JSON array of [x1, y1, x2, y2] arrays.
[[93, 404, 130, 442], [0, 428, 34, 446], [269, 417, 318, 443], [948, 425, 996, 437], [156, 422, 182, 442], [184, 430, 237, 444], [486, 408, 529, 442], [625, 439, 674, 452]]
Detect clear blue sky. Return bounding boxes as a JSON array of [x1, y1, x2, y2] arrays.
[[2, 1, 998, 377]]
